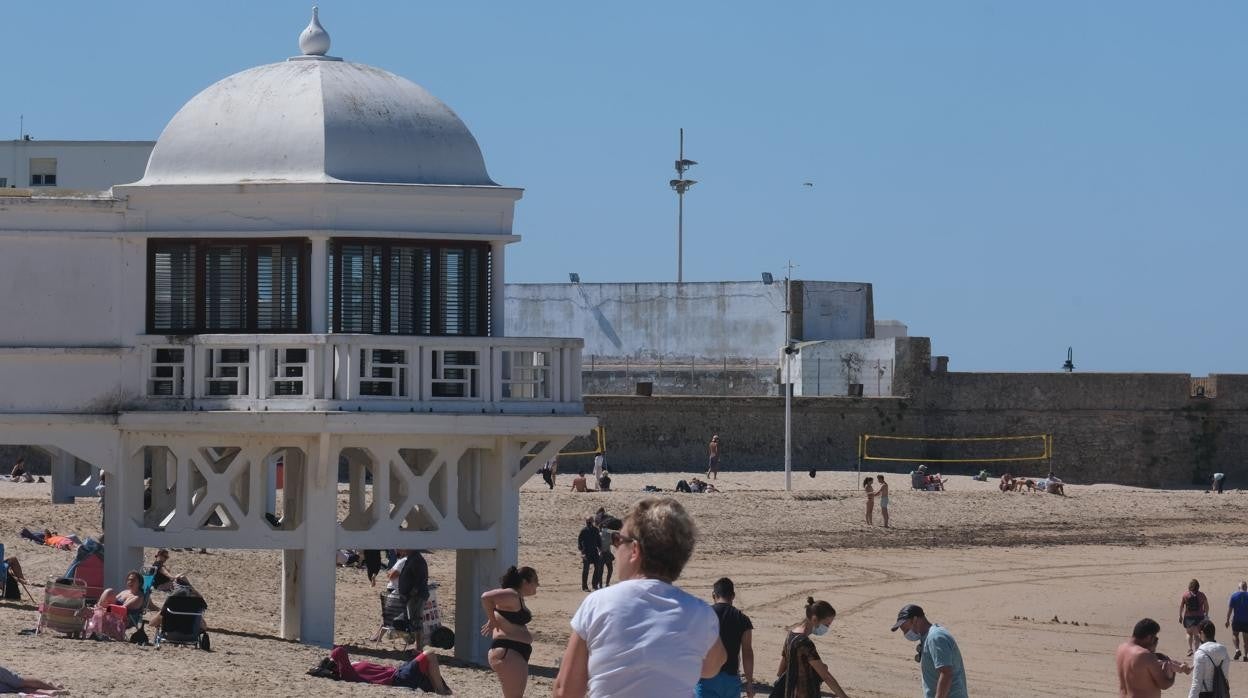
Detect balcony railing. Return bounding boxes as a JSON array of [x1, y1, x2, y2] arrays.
[[138, 334, 584, 414]]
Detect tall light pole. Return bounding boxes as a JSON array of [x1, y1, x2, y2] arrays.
[[765, 261, 798, 491], [782, 260, 797, 491], [669, 128, 697, 283]]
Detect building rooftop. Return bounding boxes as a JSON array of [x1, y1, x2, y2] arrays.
[[135, 8, 496, 188]]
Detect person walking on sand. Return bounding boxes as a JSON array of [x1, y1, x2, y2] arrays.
[[776, 597, 851, 698], [1116, 618, 1188, 698], [1187, 619, 1230, 698], [577, 518, 602, 591], [892, 604, 968, 698], [698, 577, 755, 698], [862, 477, 875, 526], [877, 474, 890, 528], [1226, 581, 1248, 661], [707, 435, 720, 480], [1182, 579, 1211, 657]]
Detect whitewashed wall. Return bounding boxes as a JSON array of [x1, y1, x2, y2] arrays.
[[506, 281, 872, 362], [0, 141, 153, 191], [790, 338, 898, 397]]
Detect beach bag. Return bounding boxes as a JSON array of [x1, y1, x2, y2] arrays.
[[85, 605, 127, 641], [1196, 650, 1229, 698], [769, 634, 802, 698]]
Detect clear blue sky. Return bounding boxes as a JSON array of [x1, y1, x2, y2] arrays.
[[4, 2, 1245, 374]]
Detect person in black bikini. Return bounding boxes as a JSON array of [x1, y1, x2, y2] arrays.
[[481, 565, 539, 698]]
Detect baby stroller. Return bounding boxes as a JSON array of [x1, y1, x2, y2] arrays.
[[372, 582, 454, 649], [36, 577, 89, 637], [154, 591, 210, 650]]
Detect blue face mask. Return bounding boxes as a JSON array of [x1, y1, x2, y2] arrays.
[[904, 629, 922, 642], [812, 623, 829, 636]]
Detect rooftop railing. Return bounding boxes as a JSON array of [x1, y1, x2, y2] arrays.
[[137, 334, 584, 414]]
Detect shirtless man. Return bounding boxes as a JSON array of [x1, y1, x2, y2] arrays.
[[570, 471, 590, 492], [707, 435, 720, 480], [877, 474, 890, 528], [1116, 618, 1189, 697]]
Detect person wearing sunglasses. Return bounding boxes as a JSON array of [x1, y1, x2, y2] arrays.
[[554, 497, 726, 698], [891, 604, 968, 698]]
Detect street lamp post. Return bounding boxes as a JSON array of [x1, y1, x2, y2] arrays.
[[669, 128, 697, 283], [766, 262, 798, 491]]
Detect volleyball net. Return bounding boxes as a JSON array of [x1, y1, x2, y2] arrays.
[[858, 433, 1052, 465]]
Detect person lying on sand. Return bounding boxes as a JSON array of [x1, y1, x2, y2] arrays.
[[0, 664, 68, 695], [19, 527, 80, 550], [317, 646, 452, 694]]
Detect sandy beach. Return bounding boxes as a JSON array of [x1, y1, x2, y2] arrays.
[[2, 470, 1245, 697]]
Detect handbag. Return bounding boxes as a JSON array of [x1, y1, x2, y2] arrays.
[[768, 634, 802, 698]]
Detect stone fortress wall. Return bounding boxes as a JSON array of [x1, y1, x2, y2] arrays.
[[570, 372, 1248, 488]]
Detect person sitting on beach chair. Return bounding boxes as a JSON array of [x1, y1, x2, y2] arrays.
[[150, 579, 210, 649], [105, 570, 150, 629]]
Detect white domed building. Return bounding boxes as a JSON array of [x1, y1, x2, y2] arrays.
[[0, 10, 591, 658]]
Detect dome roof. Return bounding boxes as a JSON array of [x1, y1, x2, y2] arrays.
[[139, 15, 495, 187]]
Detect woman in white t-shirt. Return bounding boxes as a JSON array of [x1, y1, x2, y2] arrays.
[[554, 497, 726, 698]]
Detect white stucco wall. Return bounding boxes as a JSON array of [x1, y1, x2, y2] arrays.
[[0, 141, 154, 192], [790, 338, 898, 397], [505, 281, 872, 362]]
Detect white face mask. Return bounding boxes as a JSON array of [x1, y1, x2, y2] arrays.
[[812, 623, 829, 636], [904, 628, 922, 642]]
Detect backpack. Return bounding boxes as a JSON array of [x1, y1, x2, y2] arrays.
[[1196, 649, 1230, 698], [1186, 593, 1203, 614]]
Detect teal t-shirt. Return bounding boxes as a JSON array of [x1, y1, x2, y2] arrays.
[[920, 625, 968, 698]]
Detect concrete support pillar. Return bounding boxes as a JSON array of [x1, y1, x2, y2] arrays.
[[50, 448, 76, 504], [103, 437, 144, 590], [299, 433, 338, 646], [310, 236, 329, 333], [490, 240, 506, 337], [345, 451, 367, 527], [455, 437, 519, 663], [280, 447, 308, 640], [144, 448, 177, 528], [280, 548, 303, 641], [265, 451, 279, 520]]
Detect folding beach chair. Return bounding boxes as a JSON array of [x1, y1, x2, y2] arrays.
[[0, 543, 12, 600], [370, 583, 454, 649], [64, 538, 104, 605], [36, 577, 88, 637], [154, 592, 210, 650]]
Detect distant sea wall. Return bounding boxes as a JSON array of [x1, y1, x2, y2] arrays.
[[575, 373, 1248, 487]]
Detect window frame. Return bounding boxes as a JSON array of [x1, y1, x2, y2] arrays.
[[330, 238, 491, 337], [146, 238, 310, 335]]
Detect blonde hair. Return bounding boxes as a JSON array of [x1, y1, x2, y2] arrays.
[[623, 497, 697, 583]]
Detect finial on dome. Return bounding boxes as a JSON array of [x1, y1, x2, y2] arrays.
[[299, 6, 331, 56]]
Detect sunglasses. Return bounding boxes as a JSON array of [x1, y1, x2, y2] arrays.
[[914, 642, 923, 664], [610, 531, 637, 548]]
